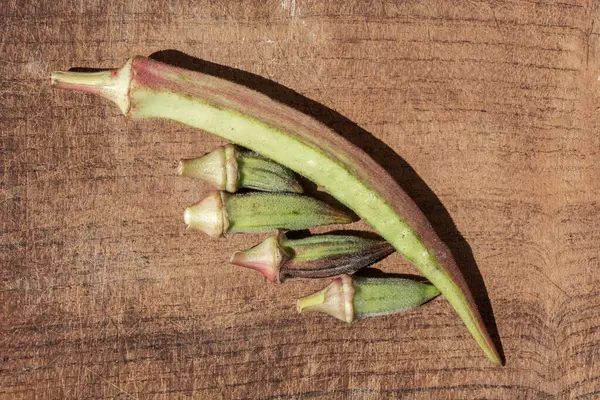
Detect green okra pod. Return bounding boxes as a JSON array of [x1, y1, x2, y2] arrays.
[[297, 275, 441, 322], [51, 56, 501, 364], [231, 232, 394, 282], [178, 144, 303, 193], [184, 191, 355, 237]]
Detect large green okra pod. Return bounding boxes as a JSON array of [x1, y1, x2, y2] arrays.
[[51, 56, 501, 365]]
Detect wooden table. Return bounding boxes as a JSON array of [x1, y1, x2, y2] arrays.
[[2, 1, 599, 398]]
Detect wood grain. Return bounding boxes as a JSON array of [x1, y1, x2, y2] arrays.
[[2, 0, 600, 398]]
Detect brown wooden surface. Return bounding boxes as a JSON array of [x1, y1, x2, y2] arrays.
[[2, 0, 600, 398]]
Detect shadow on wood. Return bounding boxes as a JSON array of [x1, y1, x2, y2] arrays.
[[149, 49, 505, 364]]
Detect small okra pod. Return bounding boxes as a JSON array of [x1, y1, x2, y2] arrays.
[[297, 275, 440, 322], [230, 232, 394, 282], [184, 191, 355, 237], [178, 144, 303, 193]]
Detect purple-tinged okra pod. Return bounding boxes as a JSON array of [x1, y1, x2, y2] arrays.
[[297, 275, 440, 322], [184, 191, 355, 237], [231, 232, 394, 282], [178, 144, 303, 193], [51, 56, 501, 364]]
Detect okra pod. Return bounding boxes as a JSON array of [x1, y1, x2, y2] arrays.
[[179, 144, 303, 193], [231, 232, 394, 282], [297, 275, 441, 322], [185, 191, 354, 237]]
